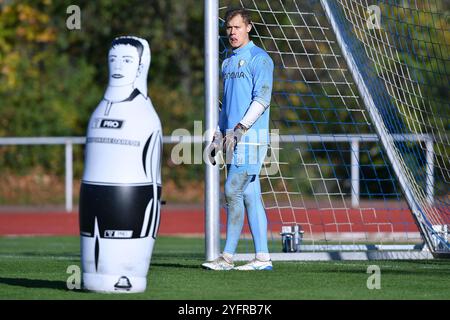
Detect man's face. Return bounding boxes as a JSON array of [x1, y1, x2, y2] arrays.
[[226, 14, 251, 49], [108, 44, 140, 87]]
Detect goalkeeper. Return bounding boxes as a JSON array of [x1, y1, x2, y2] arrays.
[[203, 8, 274, 271]]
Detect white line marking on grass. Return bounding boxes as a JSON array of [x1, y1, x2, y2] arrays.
[[331, 262, 448, 270], [0, 254, 76, 261]]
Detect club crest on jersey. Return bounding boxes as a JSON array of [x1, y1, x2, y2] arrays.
[[238, 59, 245, 67]]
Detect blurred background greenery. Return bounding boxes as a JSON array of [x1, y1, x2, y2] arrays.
[[0, 0, 448, 206], [0, 0, 205, 205]]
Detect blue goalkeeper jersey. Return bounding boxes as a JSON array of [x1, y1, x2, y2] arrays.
[[219, 41, 273, 139], [219, 41, 274, 173]]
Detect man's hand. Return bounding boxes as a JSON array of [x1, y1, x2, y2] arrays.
[[206, 130, 223, 165], [224, 123, 248, 155]]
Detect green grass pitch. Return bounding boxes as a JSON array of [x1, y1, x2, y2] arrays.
[[0, 236, 449, 299]]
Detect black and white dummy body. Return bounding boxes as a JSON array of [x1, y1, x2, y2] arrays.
[[79, 36, 162, 293]]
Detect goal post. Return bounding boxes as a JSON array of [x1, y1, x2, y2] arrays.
[[205, 0, 450, 260], [204, 0, 221, 262]]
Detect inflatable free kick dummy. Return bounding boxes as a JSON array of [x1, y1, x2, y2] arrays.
[[79, 36, 162, 293]]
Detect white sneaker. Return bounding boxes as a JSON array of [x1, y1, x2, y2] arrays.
[[202, 256, 234, 271], [234, 259, 273, 271]]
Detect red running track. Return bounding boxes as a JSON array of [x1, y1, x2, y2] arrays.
[[0, 206, 419, 236]]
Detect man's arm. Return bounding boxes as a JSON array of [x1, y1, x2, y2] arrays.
[[235, 53, 274, 131], [239, 100, 267, 129]]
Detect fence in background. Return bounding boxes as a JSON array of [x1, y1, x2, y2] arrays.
[[0, 134, 434, 212]]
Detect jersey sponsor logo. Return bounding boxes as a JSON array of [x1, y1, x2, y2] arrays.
[[92, 118, 124, 129], [223, 71, 246, 80], [104, 230, 133, 238]]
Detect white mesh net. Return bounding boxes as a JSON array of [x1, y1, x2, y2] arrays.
[[218, 0, 449, 257]]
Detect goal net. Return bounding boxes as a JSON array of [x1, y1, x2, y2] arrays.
[[213, 0, 449, 260]]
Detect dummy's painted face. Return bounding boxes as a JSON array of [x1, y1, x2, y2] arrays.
[[108, 44, 141, 87]]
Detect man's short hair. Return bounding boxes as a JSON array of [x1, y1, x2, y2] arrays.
[[225, 8, 252, 25]]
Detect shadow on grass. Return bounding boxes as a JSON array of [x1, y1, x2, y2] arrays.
[[151, 262, 201, 270], [153, 252, 203, 259], [0, 277, 69, 291], [0, 277, 99, 295]]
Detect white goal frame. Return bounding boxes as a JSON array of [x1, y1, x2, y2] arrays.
[[204, 0, 448, 261]]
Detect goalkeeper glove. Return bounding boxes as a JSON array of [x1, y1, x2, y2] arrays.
[[224, 123, 248, 156], [207, 130, 223, 165]]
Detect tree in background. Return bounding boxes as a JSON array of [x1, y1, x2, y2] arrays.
[[0, 0, 205, 204]]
